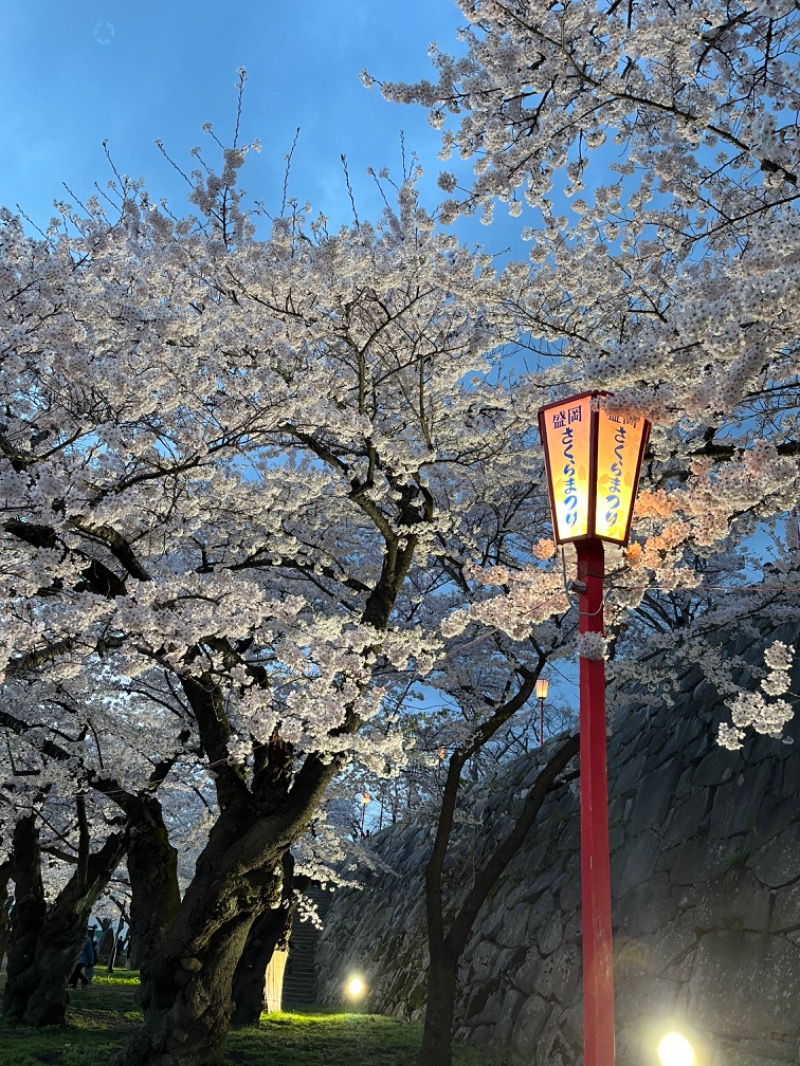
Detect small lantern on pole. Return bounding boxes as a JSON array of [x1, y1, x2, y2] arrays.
[[538, 390, 650, 1066], [359, 791, 371, 840], [535, 677, 549, 745], [436, 745, 447, 784]]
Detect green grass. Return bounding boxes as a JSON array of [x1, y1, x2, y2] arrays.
[[0, 970, 142, 1066], [229, 1011, 495, 1066], [0, 973, 496, 1066]]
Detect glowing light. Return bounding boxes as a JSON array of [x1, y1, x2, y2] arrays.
[[535, 677, 549, 700], [347, 976, 365, 997], [538, 391, 651, 547], [539, 394, 592, 540], [658, 1031, 695, 1066]]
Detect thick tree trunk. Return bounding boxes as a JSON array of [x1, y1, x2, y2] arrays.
[[2, 815, 49, 1022], [113, 739, 340, 1066], [231, 856, 301, 1026], [6, 934, 89, 1027], [123, 794, 181, 995], [115, 907, 259, 1066], [113, 865, 281, 1064], [112, 800, 288, 1066], [127, 933, 142, 972], [230, 904, 284, 1025], [416, 943, 459, 1066], [3, 813, 127, 1026]]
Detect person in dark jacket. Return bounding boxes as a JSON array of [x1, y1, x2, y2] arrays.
[[69, 928, 97, 989]]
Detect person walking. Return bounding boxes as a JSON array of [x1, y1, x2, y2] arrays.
[[69, 927, 97, 989]]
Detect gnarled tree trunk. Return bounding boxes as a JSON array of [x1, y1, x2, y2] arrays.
[[3, 806, 127, 1026], [112, 739, 338, 1066], [112, 808, 283, 1065], [122, 793, 181, 991], [118, 910, 261, 1066], [2, 814, 48, 1021]]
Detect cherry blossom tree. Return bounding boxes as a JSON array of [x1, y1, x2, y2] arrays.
[[356, 3, 800, 1060], [0, 664, 199, 1025], [2, 788, 126, 1025], [0, 122, 551, 1061], [0, 682, 137, 1022], [408, 637, 579, 1066], [370, 0, 800, 738]]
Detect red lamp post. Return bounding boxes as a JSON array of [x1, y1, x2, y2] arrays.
[[538, 391, 650, 1066]]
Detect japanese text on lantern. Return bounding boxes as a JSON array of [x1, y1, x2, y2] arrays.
[[543, 395, 591, 540], [594, 409, 647, 542]]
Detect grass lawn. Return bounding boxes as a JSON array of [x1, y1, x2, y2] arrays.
[[0, 971, 496, 1066]]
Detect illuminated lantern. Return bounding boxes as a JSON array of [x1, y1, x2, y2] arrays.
[[537, 391, 650, 547]]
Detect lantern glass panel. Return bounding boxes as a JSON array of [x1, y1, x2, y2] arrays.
[[539, 395, 592, 541], [594, 408, 649, 543]]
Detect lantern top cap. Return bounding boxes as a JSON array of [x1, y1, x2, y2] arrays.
[[540, 388, 605, 400], [537, 388, 608, 410]]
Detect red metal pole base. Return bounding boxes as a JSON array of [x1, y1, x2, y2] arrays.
[[577, 539, 615, 1066]]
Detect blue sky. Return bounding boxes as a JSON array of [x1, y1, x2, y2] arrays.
[[1, 0, 467, 230]]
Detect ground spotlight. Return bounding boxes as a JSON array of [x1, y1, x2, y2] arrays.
[[346, 975, 365, 998], [658, 1031, 695, 1066]]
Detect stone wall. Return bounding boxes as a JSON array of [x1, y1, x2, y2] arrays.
[[317, 623, 800, 1066]]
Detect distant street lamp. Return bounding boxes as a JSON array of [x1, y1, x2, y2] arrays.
[[436, 745, 446, 784], [359, 792, 371, 840], [535, 677, 549, 745], [538, 391, 650, 1066]]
